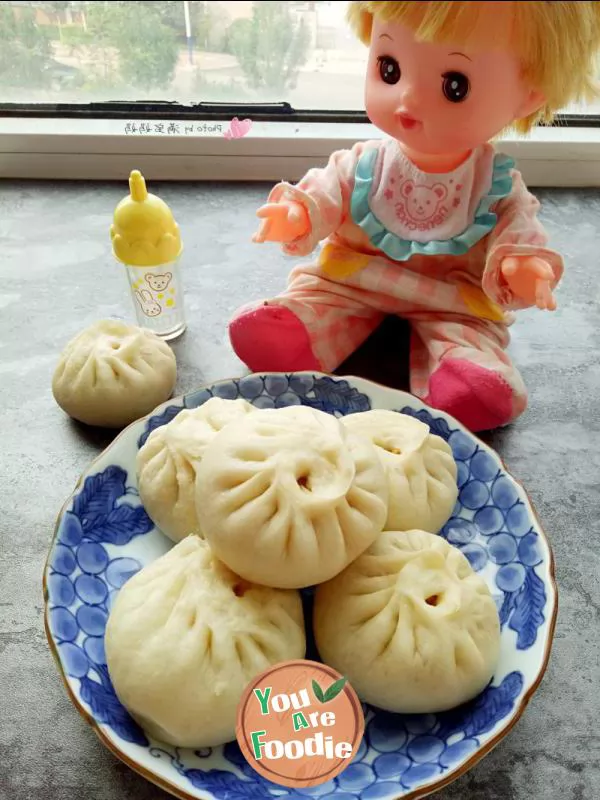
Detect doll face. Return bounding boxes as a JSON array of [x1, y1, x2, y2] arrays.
[[365, 16, 544, 158]]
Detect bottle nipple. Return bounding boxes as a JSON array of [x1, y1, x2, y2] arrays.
[[129, 170, 148, 203]]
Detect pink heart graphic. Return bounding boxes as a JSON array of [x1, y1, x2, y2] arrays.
[[224, 117, 253, 140]]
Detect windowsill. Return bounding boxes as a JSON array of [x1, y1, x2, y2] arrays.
[[1, 117, 600, 185]]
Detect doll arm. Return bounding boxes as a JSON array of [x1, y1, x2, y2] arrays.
[[258, 141, 370, 257], [482, 170, 564, 310]]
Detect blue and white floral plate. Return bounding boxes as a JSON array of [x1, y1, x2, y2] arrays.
[[44, 373, 557, 800]]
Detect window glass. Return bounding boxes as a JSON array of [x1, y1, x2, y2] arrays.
[[0, 1, 595, 115]]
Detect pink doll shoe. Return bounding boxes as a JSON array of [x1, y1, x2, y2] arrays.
[[426, 358, 518, 432], [229, 301, 321, 373]]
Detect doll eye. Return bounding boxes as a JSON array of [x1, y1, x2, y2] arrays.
[[442, 71, 470, 103], [377, 56, 401, 85]]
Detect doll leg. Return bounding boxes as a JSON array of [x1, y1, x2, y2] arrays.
[[229, 280, 385, 373], [410, 316, 527, 432]]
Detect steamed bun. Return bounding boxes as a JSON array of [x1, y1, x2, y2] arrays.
[[195, 405, 388, 589], [105, 536, 305, 748], [314, 530, 501, 713], [52, 320, 176, 428], [136, 397, 255, 542], [341, 410, 457, 533]]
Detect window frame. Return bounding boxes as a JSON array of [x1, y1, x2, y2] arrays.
[[2, 0, 600, 184], [1, 108, 600, 185]]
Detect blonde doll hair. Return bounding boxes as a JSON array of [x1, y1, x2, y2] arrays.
[[347, 1, 600, 133]]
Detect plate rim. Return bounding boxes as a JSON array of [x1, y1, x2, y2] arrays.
[[43, 371, 559, 800]]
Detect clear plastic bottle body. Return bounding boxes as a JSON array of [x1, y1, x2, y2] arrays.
[[125, 260, 186, 341]]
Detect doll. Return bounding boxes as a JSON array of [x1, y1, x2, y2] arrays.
[[229, 1, 600, 432]]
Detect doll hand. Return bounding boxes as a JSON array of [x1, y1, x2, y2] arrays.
[[501, 256, 557, 311], [253, 201, 310, 244]]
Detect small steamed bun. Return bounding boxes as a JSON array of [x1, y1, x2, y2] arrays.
[[195, 406, 389, 589], [314, 530, 500, 713], [105, 536, 305, 748], [341, 410, 457, 533], [136, 397, 255, 542], [52, 320, 176, 428]]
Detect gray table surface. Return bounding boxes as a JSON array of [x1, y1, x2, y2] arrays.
[[1, 181, 599, 800]]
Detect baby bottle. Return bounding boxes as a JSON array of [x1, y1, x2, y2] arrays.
[[111, 170, 186, 341]]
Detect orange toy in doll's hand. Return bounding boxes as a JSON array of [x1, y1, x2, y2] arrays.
[[253, 201, 310, 244], [501, 256, 557, 311]]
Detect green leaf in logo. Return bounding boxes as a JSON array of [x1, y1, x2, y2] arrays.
[[323, 677, 347, 702], [312, 679, 325, 703]]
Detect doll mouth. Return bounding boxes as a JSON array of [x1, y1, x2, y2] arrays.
[[396, 113, 420, 130]]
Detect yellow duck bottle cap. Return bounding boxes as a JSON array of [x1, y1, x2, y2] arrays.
[[110, 170, 183, 267]]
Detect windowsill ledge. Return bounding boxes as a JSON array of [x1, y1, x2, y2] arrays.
[[0, 117, 599, 185]]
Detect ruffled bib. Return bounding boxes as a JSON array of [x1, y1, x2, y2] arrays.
[[350, 142, 514, 262]]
